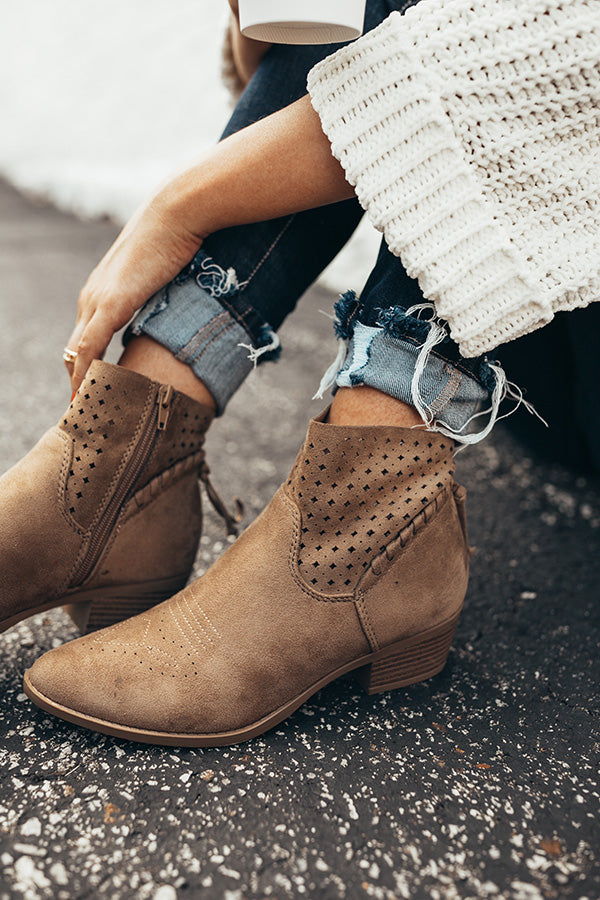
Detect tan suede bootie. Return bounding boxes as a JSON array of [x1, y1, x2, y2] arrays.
[[1, 360, 239, 635], [25, 413, 470, 745]]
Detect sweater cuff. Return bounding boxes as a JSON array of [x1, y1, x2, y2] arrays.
[[307, 12, 551, 358]]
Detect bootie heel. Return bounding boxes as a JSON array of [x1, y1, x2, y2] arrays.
[[63, 574, 191, 633], [358, 610, 462, 695]]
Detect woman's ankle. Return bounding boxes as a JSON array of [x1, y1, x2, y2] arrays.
[[119, 335, 217, 411], [328, 386, 425, 429]]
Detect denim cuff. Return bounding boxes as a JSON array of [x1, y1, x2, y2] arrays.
[[320, 292, 506, 444], [126, 279, 255, 416], [336, 323, 490, 434]]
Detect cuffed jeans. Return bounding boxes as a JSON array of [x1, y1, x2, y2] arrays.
[[127, 0, 503, 442]]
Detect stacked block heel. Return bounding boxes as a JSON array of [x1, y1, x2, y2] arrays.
[[63, 574, 189, 633], [359, 610, 461, 695]]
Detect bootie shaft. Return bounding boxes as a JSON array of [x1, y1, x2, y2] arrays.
[[0, 361, 218, 634]]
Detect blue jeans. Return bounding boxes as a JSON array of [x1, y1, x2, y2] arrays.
[[128, 0, 503, 442]]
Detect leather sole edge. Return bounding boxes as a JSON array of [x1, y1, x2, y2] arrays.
[[23, 608, 462, 748]]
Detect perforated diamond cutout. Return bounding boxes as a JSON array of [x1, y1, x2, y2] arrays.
[[58, 361, 214, 534], [287, 423, 454, 594], [59, 366, 147, 530]]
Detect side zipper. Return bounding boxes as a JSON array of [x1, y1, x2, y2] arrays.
[[69, 384, 173, 588]]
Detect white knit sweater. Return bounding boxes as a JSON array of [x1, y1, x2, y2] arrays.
[[307, 0, 600, 357]]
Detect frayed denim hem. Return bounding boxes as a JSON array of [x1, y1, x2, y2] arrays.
[[125, 250, 282, 415], [315, 293, 545, 446], [176, 248, 282, 365], [332, 292, 497, 393]]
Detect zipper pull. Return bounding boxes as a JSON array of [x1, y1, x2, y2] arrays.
[[156, 384, 174, 430]]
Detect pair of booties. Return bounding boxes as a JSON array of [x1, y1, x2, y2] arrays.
[[1, 361, 470, 747]]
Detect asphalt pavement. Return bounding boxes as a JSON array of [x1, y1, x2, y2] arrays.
[[0, 180, 598, 900]]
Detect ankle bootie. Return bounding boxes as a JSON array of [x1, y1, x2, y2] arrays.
[[25, 413, 470, 746], [1, 360, 238, 635]]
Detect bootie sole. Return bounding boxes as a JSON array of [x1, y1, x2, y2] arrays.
[[23, 608, 461, 747], [1, 573, 188, 635]]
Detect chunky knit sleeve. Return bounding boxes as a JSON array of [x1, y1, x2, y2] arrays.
[[307, 0, 600, 357]]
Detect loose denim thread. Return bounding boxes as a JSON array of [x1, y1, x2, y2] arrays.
[[238, 325, 281, 367], [194, 255, 281, 367], [196, 259, 247, 298], [313, 340, 348, 400], [313, 291, 359, 400], [377, 305, 498, 394], [404, 303, 548, 447], [316, 296, 547, 445]]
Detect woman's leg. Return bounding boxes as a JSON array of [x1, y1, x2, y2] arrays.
[[23, 0, 489, 734], [122, 0, 418, 414], [26, 243, 495, 747], [1, 0, 420, 639], [328, 238, 499, 436]]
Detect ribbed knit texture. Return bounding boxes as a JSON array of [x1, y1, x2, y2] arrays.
[[308, 0, 600, 357]]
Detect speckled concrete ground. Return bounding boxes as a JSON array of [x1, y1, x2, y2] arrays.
[[0, 181, 599, 900]]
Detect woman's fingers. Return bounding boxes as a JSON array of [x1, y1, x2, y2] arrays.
[[68, 308, 117, 394], [63, 316, 85, 383], [62, 190, 206, 396]]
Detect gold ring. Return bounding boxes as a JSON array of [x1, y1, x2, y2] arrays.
[[63, 347, 78, 364]]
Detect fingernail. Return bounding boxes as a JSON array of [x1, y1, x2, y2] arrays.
[[71, 391, 77, 403]]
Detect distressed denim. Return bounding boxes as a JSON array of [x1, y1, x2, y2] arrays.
[[128, 0, 504, 440]]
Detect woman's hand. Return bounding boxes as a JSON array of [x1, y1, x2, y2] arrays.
[[226, 0, 272, 85], [65, 195, 204, 392], [66, 95, 353, 393]]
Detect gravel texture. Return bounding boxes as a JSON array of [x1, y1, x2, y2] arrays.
[[0, 181, 598, 900]]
